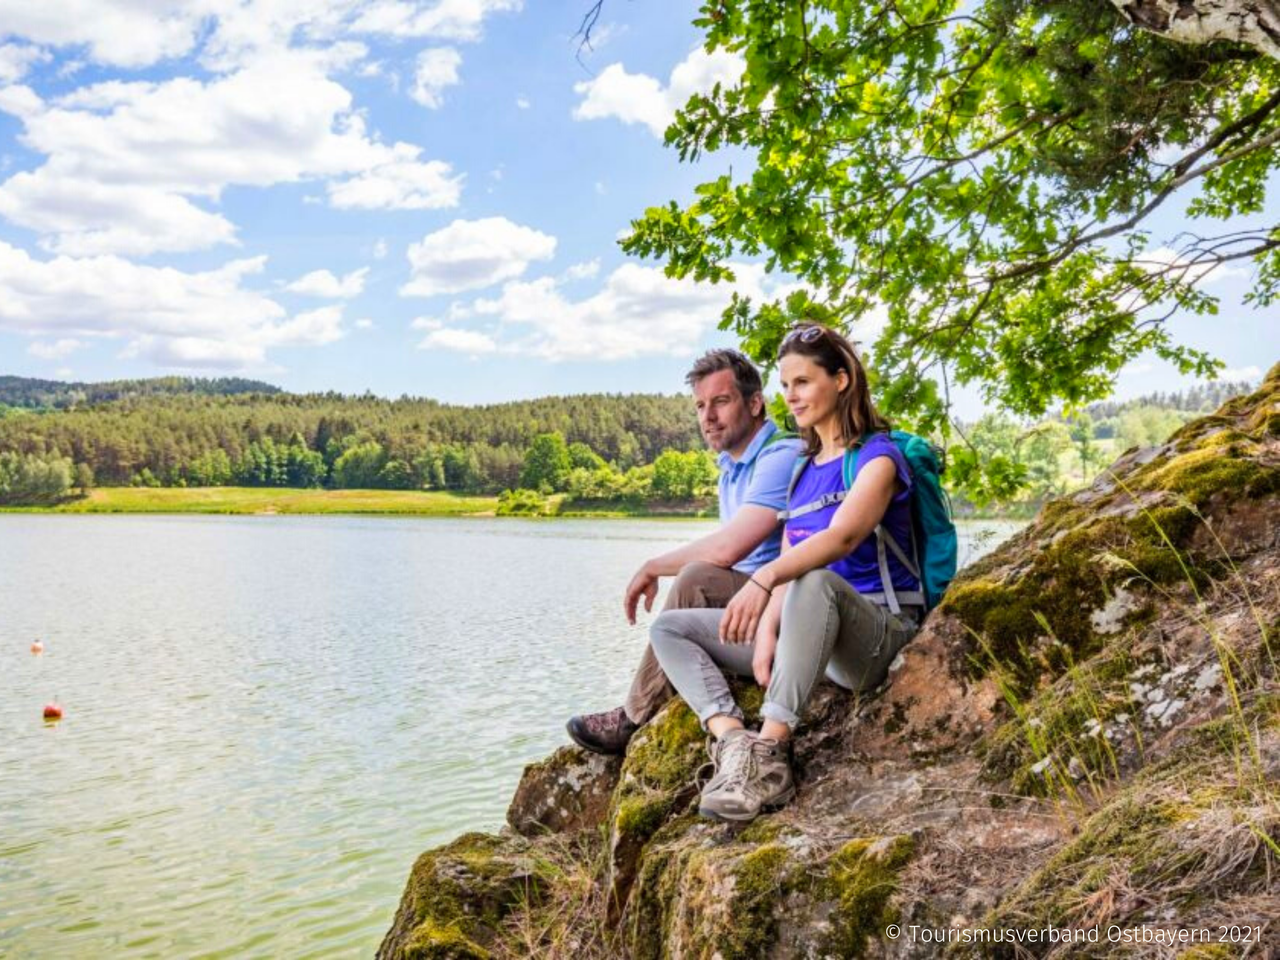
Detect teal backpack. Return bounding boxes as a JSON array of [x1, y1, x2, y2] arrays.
[[779, 430, 958, 613]]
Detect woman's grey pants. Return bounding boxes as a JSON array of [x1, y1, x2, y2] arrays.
[[649, 569, 920, 730]]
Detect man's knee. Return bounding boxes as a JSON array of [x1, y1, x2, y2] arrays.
[[666, 560, 727, 609]]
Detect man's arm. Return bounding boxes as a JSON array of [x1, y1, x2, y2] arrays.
[[623, 504, 780, 623]]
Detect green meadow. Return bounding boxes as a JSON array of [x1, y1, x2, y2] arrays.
[[3, 486, 500, 516]]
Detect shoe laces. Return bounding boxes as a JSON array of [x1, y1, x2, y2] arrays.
[[718, 733, 761, 795]]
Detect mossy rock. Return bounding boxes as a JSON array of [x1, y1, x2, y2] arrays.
[[605, 681, 765, 919], [941, 368, 1280, 698], [624, 830, 803, 959], [977, 695, 1280, 954], [377, 832, 544, 960], [816, 834, 916, 958]]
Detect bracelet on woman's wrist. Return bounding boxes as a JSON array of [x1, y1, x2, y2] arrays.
[[748, 575, 772, 597]]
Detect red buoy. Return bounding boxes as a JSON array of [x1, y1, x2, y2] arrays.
[[43, 702, 63, 720], [31, 640, 44, 654]]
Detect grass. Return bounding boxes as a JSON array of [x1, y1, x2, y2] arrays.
[[2, 486, 500, 516], [973, 480, 1277, 820], [2, 487, 721, 519]]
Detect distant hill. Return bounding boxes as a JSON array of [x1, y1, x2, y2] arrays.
[[1084, 380, 1256, 419], [0, 375, 282, 410]]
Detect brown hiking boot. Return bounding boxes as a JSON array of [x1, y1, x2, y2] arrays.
[[566, 705, 639, 755], [698, 729, 795, 823]]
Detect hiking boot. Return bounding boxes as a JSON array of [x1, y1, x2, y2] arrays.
[[566, 706, 639, 755], [698, 728, 795, 823]]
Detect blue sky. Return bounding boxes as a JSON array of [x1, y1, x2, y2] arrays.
[[0, 1, 1274, 419]]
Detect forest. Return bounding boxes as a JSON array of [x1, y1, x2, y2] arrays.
[[0, 374, 1255, 510]]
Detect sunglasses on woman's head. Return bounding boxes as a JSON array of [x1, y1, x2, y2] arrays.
[[778, 325, 828, 354]]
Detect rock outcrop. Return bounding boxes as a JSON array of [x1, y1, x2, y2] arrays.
[[379, 368, 1279, 959]]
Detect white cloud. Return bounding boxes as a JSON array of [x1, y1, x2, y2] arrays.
[[573, 46, 744, 137], [466, 261, 788, 361], [0, 43, 50, 83], [0, 242, 345, 369], [0, 175, 238, 257], [373, 238, 389, 259], [0, 2, 206, 68], [27, 337, 86, 359], [354, 317, 375, 329], [1139, 246, 1249, 286], [1221, 365, 1262, 380], [515, 95, 530, 109], [285, 267, 369, 298], [417, 326, 497, 354], [410, 315, 444, 330], [563, 259, 600, 281], [0, 48, 461, 254], [54, 366, 73, 379], [410, 47, 461, 108], [351, 0, 523, 42], [327, 147, 463, 210], [0, 1, 520, 70], [401, 217, 556, 297]]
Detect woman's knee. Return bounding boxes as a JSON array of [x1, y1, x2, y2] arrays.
[[649, 609, 701, 662], [787, 568, 840, 605]]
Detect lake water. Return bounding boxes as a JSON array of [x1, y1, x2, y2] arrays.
[[0, 515, 1020, 958]]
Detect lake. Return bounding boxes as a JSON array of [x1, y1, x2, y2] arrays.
[[0, 515, 1020, 958]]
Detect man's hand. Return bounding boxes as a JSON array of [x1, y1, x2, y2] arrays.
[[624, 563, 659, 625], [752, 627, 777, 687], [720, 579, 770, 644]]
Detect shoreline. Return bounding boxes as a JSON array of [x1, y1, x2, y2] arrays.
[[0, 487, 1038, 521], [0, 486, 716, 519]]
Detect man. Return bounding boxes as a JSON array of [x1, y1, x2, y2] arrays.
[[567, 349, 803, 754]]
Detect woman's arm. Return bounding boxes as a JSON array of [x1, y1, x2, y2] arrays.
[[719, 456, 898, 644]]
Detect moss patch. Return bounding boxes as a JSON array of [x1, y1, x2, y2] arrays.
[[817, 834, 916, 958], [943, 504, 1220, 695], [380, 832, 543, 960], [402, 920, 489, 959], [717, 843, 792, 960]]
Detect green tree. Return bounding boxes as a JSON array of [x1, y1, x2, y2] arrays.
[[621, 0, 1276, 497], [333, 441, 387, 489], [1115, 405, 1190, 449], [1019, 422, 1072, 498], [285, 443, 326, 487], [520, 432, 573, 493], [74, 462, 94, 495], [652, 449, 719, 499], [568, 441, 607, 471], [1069, 413, 1099, 478]]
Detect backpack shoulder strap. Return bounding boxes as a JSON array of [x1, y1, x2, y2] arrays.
[[775, 454, 812, 522]]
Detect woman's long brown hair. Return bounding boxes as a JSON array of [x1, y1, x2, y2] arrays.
[[777, 323, 890, 458]]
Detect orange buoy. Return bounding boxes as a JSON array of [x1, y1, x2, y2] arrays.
[[43, 702, 63, 720], [31, 640, 44, 654]]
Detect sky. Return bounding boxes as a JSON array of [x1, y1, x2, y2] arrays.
[[0, 0, 1275, 419]]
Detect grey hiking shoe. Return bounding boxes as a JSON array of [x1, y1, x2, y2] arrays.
[[566, 705, 639, 755], [698, 728, 795, 823]]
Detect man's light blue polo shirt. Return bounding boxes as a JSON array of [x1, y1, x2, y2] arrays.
[[718, 420, 804, 574]]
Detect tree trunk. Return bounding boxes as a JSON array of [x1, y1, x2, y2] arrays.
[[1110, 0, 1280, 58]]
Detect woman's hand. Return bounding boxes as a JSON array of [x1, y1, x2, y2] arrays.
[[752, 627, 777, 687], [719, 578, 770, 645]]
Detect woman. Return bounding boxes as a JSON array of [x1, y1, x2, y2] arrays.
[[649, 323, 923, 823]]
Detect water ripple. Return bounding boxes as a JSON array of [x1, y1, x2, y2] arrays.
[[0, 513, 1018, 957]]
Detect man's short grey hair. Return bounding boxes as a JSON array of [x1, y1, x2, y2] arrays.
[[685, 349, 765, 402]]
